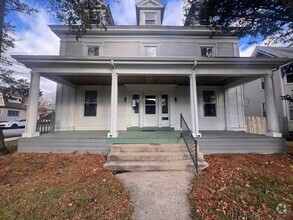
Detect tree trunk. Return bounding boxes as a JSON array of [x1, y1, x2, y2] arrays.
[[0, 0, 6, 58], [0, 127, 9, 154]]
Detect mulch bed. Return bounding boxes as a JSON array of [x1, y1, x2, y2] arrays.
[[0, 153, 133, 219], [190, 153, 293, 220]]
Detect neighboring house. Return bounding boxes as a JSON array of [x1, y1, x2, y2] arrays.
[[13, 0, 291, 153], [0, 90, 27, 122], [244, 46, 293, 135]]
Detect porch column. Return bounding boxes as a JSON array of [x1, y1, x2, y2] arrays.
[[22, 73, 40, 137], [264, 73, 282, 137], [108, 61, 118, 138], [190, 69, 201, 137]]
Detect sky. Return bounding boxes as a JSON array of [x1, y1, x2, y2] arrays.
[[3, 0, 286, 98]]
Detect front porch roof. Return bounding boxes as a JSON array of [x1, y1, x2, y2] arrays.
[[12, 55, 292, 88]]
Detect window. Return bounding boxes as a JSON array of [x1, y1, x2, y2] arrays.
[[162, 95, 168, 114], [203, 91, 216, 117], [145, 95, 156, 114], [289, 102, 293, 120], [145, 12, 156, 25], [132, 94, 139, 114], [7, 110, 20, 117], [145, 46, 157, 57], [286, 73, 293, 83], [87, 46, 99, 56], [262, 103, 266, 117], [201, 47, 213, 57], [84, 90, 97, 117], [260, 78, 265, 90]]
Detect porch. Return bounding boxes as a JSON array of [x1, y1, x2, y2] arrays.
[[18, 130, 285, 154]]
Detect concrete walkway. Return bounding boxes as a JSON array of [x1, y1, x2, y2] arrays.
[[116, 171, 194, 220]]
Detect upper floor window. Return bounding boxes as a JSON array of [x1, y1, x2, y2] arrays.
[[203, 90, 217, 117], [145, 46, 157, 57], [87, 46, 100, 56], [286, 72, 293, 83], [201, 47, 213, 57], [145, 12, 156, 25]]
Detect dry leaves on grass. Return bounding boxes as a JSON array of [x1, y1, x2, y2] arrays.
[[190, 154, 293, 220], [0, 153, 133, 220]]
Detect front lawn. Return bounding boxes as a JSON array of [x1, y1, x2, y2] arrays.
[[190, 154, 293, 219], [0, 153, 133, 219]]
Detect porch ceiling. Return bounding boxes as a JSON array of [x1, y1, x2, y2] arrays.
[[44, 75, 247, 86]]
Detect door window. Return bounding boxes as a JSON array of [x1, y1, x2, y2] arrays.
[[145, 95, 156, 114], [132, 94, 139, 114]]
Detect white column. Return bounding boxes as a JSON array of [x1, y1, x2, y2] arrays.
[[22, 73, 40, 137], [190, 71, 201, 137], [108, 69, 119, 138], [264, 73, 282, 137]]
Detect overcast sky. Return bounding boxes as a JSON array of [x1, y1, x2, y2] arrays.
[[4, 0, 284, 97]]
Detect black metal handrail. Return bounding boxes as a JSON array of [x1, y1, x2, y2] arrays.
[[180, 113, 198, 174], [37, 111, 55, 135]]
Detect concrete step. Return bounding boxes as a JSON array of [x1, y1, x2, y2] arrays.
[[111, 143, 186, 153], [104, 160, 208, 172]]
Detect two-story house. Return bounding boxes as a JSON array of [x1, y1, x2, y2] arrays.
[[13, 0, 290, 153]]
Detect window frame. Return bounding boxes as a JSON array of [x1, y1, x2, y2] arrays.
[[7, 110, 20, 117], [202, 90, 217, 117], [84, 44, 103, 57], [83, 90, 98, 117], [141, 43, 159, 57], [261, 102, 267, 117], [142, 11, 160, 25], [200, 46, 214, 58], [288, 102, 293, 121]]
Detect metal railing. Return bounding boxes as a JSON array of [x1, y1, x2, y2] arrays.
[[37, 111, 55, 135], [180, 113, 198, 174]]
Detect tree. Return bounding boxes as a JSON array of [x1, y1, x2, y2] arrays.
[[185, 0, 293, 45]]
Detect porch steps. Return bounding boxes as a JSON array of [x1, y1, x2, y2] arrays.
[[104, 143, 209, 172]]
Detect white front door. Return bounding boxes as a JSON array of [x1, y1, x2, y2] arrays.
[[144, 95, 158, 127]]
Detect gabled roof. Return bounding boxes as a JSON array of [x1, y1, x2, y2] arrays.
[[252, 46, 293, 58], [136, 0, 164, 8]]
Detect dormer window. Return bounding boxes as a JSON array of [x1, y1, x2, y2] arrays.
[[87, 46, 100, 56], [145, 12, 156, 25], [201, 47, 213, 57]]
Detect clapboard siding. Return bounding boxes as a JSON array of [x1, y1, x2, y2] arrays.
[[18, 138, 111, 153]]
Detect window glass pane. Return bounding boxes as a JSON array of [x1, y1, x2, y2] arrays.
[[162, 95, 168, 114], [262, 103, 266, 117], [203, 91, 216, 103], [145, 20, 156, 25], [145, 95, 156, 114], [203, 91, 216, 117], [261, 78, 265, 89], [145, 47, 157, 57], [132, 94, 139, 114], [289, 102, 293, 120], [145, 96, 156, 105], [7, 110, 20, 117], [201, 47, 213, 57], [88, 46, 99, 56], [146, 106, 156, 114], [286, 73, 293, 83], [84, 91, 97, 117]]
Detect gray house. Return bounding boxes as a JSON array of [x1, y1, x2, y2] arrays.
[[244, 46, 293, 136], [13, 0, 290, 155]]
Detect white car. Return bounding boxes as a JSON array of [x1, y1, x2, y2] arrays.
[[0, 119, 26, 129]]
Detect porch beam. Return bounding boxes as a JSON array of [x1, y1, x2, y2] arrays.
[[264, 73, 282, 137], [22, 73, 40, 138], [108, 61, 119, 138]]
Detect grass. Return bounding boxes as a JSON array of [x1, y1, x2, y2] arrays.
[[190, 154, 293, 220], [0, 153, 133, 220]]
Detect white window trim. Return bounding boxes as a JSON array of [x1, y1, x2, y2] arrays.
[[83, 43, 103, 57], [82, 89, 99, 118], [198, 45, 216, 57], [201, 90, 218, 118], [141, 10, 161, 25], [141, 43, 160, 57]]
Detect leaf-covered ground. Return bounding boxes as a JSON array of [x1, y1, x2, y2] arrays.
[[190, 154, 293, 220], [0, 153, 133, 220]]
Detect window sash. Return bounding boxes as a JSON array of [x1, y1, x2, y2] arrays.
[[203, 91, 217, 117], [84, 91, 97, 117]]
